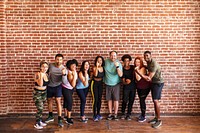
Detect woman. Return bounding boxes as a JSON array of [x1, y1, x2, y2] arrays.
[[76, 61, 90, 123], [121, 54, 136, 120], [91, 56, 105, 121], [33, 61, 49, 129], [62, 59, 78, 125], [134, 57, 151, 122]]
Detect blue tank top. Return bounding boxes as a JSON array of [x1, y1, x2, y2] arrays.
[[76, 77, 90, 89]]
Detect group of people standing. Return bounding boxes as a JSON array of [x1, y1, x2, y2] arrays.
[[33, 50, 164, 130]]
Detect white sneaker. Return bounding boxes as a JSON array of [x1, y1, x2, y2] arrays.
[[34, 123, 43, 129], [40, 121, 47, 127]]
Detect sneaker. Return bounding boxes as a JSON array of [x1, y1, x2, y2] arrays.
[[66, 118, 74, 125], [113, 114, 119, 121], [93, 116, 99, 122], [80, 118, 88, 123], [58, 119, 64, 127], [97, 115, 103, 120], [45, 115, 54, 123], [39, 121, 47, 127], [107, 114, 113, 120], [125, 115, 131, 121], [148, 117, 157, 124], [63, 117, 68, 121], [152, 120, 162, 128], [34, 123, 43, 129], [121, 114, 126, 120], [138, 115, 146, 122]]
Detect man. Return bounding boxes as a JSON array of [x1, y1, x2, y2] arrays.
[[104, 51, 123, 120], [45, 54, 65, 127], [135, 51, 164, 128]]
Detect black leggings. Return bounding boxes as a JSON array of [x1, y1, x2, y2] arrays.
[[62, 87, 74, 111], [121, 86, 136, 115], [137, 88, 150, 117], [91, 80, 103, 117]]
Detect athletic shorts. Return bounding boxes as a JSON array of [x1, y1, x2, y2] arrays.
[[106, 83, 120, 101], [47, 85, 62, 98], [151, 83, 164, 100]]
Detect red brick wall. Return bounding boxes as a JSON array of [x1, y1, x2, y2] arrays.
[[0, 0, 200, 115], [0, 0, 8, 115]]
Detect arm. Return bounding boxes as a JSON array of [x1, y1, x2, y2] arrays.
[[114, 61, 123, 77], [135, 67, 151, 81], [79, 71, 89, 87], [93, 66, 98, 77], [34, 72, 44, 87], [68, 70, 78, 88]]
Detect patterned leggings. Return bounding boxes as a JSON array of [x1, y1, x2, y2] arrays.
[[33, 90, 47, 122]]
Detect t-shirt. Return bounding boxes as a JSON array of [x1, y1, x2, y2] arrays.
[[103, 59, 122, 86], [147, 59, 164, 83], [48, 63, 65, 87], [122, 65, 136, 89]]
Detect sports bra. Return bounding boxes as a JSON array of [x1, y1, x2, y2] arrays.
[[94, 70, 104, 78], [35, 79, 49, 87]]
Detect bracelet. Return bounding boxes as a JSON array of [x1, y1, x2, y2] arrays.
[[63, 74, 66, 76], [116, 66, 119, 69]]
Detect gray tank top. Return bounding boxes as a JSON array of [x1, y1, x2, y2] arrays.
[[48, 63, 65, 87]]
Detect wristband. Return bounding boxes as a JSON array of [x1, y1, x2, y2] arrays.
[[63, 74, 66, 76], [116, 66, 119, 69]]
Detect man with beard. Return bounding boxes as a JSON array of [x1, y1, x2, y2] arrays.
[[45, 54, 65, 127]]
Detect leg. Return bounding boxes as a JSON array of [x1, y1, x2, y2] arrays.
[[127, 89, 136, 115], [138, 88, 150, 117], [113, 84, 120, 115], [67, 89, 74, 118], [114, 101, 119, 114], [97, 81, 103, 115], [55, 97, 62, 117], [121, 88, 129, 114], [33, 91, 43, 123], [91, 81, 98, 117], [77, 89, 86, 117], [108, 100, 113, 114]]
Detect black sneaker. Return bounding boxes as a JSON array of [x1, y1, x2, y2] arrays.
[[107, 114, 113, 120], [45, 115, 54, 123], [152, 120, 162, 128], [148, 117, 157, 124], [58, 119, 64, 127], [66, 118, 73, 125], [125, 115, 131, 121], [138, 115, 146, 122], [113, 114, 119, 121], [121, 114, 126, 120]]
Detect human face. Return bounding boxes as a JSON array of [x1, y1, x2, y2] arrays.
[[135, 59, 141, 68], [97, 57, 103, 66], [144, 53, 152, 63], [110, 52, 117, 62], [70, 64, 77, 71], [84, 62, 90, 71], [55, 56, 63, 67], [123, 58, 130, 67], [40, 63, 48, 73]]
